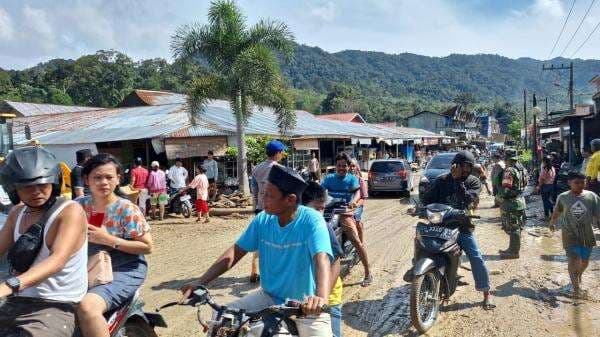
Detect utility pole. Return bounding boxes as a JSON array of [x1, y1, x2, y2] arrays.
[[542, 62, 574, 163]]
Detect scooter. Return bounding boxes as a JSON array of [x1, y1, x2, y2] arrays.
[[167, 188, 193, 218], [158, 286, 329, 337], [406, 203, 479, 333], [323, 197, 359, 276]]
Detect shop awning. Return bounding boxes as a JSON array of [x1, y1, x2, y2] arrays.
[[165, 137, 228, 159]]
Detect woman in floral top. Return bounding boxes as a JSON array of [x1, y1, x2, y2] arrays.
[[76, 154, 153, 337]]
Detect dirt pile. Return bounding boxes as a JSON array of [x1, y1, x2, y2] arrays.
[[210, 191, 253, 208]]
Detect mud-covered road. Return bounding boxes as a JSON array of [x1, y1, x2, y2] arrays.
[[143, 178, 600, 337]]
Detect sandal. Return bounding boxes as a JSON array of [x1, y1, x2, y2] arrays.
[[482, 297, 496, 310], [361, 275, 374, 287]]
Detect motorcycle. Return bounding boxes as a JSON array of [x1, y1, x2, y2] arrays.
[[323, 197, 359, 277], [167, 188, 193, 218], [158, 286, 330, 337], [406, 203, 479, 333]]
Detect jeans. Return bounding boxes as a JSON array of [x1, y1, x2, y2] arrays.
[[330, 304, 342, 337], [457, 232, 490, 292], [540, 184, 554, 218]]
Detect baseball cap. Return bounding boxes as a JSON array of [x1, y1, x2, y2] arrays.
[[266, 140, 287, 153], [151, 161, 160, 168]]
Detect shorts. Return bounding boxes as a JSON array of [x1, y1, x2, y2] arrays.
[[195, 199, 209, 214], [150, 192, 168, 206], [566, 245, 593, 261], [0, 296, 77, 337], [137, 188, 148, 209], [88, 255, 148, 311]]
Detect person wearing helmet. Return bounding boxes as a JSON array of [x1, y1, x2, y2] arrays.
[[585, 139, 600, 195], [498, 152, 527, 259], [420, 150, 495, 310], [0, 146, 88, 337]]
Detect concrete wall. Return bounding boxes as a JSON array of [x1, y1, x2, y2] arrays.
[[407, 112, 445, 134]]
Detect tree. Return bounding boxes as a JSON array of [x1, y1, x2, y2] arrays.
[[47, 87, 73, 105], [321, 83, 357, 113], [171, 0, 295, 193], [453, 92, 477, 112], [507, 119, 523, 143]]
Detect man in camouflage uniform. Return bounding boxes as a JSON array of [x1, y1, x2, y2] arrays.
[[498, 152, 526, 259]]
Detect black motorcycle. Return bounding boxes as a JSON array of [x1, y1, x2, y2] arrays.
[[407, 203, 478, 333], [322, 197, 359, 277], [158, 287, 329, 337], [167, 188, 193, 218]]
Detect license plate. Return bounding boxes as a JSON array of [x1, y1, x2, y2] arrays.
[[418, 225, 454, 240], [380, 176, 395, 182], [180, 195, 191, 201]]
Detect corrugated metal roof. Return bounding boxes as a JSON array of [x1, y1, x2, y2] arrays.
[[315, 113, 366, 123], [2, 100, 102, 117], [133, 90, 187, 105]]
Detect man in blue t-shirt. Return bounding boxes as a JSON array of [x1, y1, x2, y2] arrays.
[[321, 152, 372, 287], [181, 165, 333, 336]]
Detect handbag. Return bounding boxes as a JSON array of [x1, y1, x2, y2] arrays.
[[87, 250, 113, 288], [8, 198, 67, 274]]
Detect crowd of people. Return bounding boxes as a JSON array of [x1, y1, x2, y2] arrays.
[[1, 137, 598, 336]]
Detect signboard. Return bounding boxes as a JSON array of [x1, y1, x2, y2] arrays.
[[293, 138, 319, 150], [165, 137, 228, 159], [423, 138, 438, 146]]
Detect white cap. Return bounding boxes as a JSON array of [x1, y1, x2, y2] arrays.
[[151, 161, 160, 168]]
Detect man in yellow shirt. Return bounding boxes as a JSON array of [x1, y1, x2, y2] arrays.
[[303, 182, 344, 337], [585, 139, 600, 194]]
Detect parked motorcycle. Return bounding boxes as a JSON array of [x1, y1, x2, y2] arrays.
[[407, 203, 479, 333], [322, 197, 359, 277], [158, 286, 329, 337], [167, 188, 193, 218]]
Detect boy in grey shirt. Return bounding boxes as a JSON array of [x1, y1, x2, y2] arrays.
[[549, 171, 599, 298]]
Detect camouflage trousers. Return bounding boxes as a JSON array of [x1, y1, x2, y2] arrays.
[[500, 209, 525, 234]]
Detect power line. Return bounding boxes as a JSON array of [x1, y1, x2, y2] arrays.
[[548, 0, 577, 59], [559, 0, 596, 57], [570, 18, 600, 57]]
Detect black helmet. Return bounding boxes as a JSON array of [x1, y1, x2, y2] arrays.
[[591, 139, 600, 152], [451, 150, 475, 166], [0, 146, 62, 205]]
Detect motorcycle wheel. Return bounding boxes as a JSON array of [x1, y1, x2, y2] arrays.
[[410, 271, 440, 333], [182, 205, 191, 218], [119, 318, 158, 337]]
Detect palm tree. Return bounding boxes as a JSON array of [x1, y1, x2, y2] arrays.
[[171, 0, 296, 193]]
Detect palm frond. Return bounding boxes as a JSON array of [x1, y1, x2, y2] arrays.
[[186, 74, 228, 124], [233, 44, 279, 97], [246, 19, 295, 60]]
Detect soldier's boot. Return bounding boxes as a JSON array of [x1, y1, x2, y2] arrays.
[[499, 232, 520, 259]]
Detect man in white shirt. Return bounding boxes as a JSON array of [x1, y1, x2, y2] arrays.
[[168, 158, 188, 190]]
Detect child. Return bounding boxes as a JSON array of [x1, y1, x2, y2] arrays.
[[549, 171, 599, 298], [189, 164, 210, 223], [302, 182, 344, 337]]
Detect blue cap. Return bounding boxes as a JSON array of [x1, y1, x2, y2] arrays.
[[266, 140, 287, 153]]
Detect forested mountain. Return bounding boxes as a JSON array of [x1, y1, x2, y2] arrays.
[[2, 45, 599, 128]]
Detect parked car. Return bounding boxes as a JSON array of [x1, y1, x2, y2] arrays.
[[368, 159, 414, 197], [418, 152, 457, 199]]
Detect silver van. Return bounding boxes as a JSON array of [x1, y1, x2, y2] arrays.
[[367, 159, 414, 197]]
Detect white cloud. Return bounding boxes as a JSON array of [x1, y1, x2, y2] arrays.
[[530, 0, 564, 18], [310, 1, 337, 22], [0, 7, 15, 40]]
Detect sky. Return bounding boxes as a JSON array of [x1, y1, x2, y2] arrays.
[[1, 0, 600, 70]]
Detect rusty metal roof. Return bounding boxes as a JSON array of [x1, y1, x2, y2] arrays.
[[1, 100, 102, 117], [130, 90, 187, 106]]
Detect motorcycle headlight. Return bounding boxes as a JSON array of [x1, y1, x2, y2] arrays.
[[426, 210, 445, 224]]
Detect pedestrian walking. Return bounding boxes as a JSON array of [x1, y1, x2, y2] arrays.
[[203, 151, 219, 201], [580, 146, 591, 175], [309, 151, 320, 181], [549, 171, 599, 299], [498, 152, 526, 259], [148, 161, 168, 220], [189, 164, 210, 223], [130, 157, 149, 215], [536, 157, 555, 220]]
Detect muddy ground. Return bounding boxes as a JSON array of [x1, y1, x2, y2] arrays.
[[143, 175, 600, 337]]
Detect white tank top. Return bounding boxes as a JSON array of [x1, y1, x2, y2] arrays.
[[14, 201, 88, 302]]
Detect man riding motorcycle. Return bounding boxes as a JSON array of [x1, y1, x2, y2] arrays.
[[180, 165, 333, 336], [0, 147, 88, 337], [419, 150, 495, 310]]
